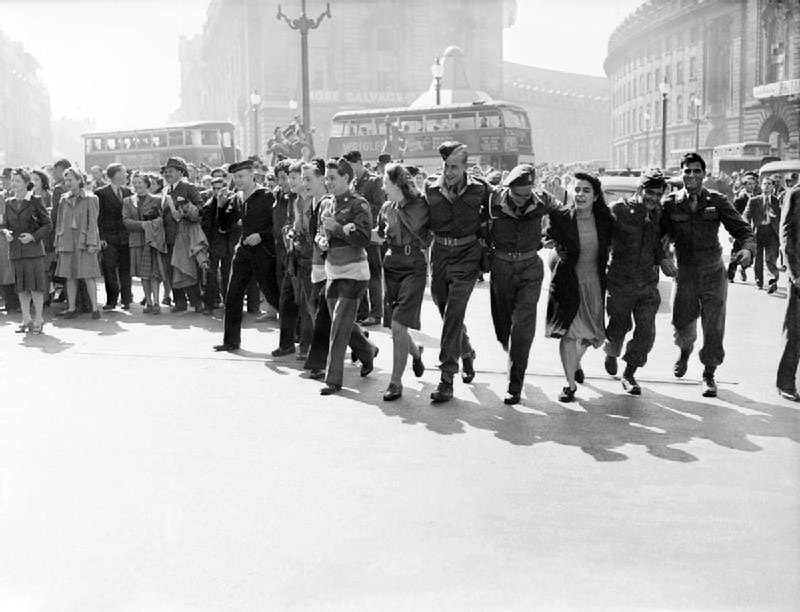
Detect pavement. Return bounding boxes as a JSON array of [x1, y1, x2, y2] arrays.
[[0, 259, 798, 611]]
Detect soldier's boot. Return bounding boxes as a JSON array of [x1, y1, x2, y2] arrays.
[[431, 375, 454, 404], [701, 366, 717, 398], [621, 364, 641, 396], [673, 349, 691, 378], [462, 350, 476, 384]]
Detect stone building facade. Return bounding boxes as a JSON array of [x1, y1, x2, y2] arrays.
[[0, 30, 51, 167], [604, 0, 799, 170], [174, 0, 514, 157]]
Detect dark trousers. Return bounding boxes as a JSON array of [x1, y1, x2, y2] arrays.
[[672, 261, 727, 368], [357, 244, 383, 320], [326, 278, 373, 387], [777, 281, 800, 390], [222, 245, 280, 346], [430, 245, 478, 378], [490, 257, 544, 394], [604, 281, 661, 369], [2, 284, 20, 310], [101, 241, 132, 306], [305, 280, 371, 372], [277, 265, 301, 349], [204, 252, 233, 308], [754, 226, 780, 287]]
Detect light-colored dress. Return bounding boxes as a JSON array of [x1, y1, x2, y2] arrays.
[[565, 210, 606, 347], [54, 190, 102, 280]]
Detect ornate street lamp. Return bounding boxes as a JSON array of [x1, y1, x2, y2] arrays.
[[659, 79, 671, 169], [277, 1, 332, 136], [431, 57, 443, 106], [249, 90, 262, 156]]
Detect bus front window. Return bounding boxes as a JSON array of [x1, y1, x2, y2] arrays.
[[201, 130, 220, 146], [479, 111, 503, 128]]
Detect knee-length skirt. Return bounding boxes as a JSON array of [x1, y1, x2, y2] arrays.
[[13, 256, 48, 293], [56, 230, 101, 279]]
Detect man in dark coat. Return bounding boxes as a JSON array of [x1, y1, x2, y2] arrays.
[[95, 163, 132, 309], [777, 185, 800, 401], [743, 176, 781, 294]]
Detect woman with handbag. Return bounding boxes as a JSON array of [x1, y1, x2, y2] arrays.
[[378, 163, 430, 401], [54, 168, 102, 319], [1, 168, 52, 333], [545, 172, 613, 402]]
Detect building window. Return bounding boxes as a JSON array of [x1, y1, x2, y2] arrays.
[[689, 56, 697, 80], [655, 67, 661, 87], [664, 65, 671, 85], [375, 25, 395, 52], [676, 60, 684, 84], [676, 95, 683, 122]]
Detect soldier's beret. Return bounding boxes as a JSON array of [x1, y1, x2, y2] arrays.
[[229, 159, 255, 174], [342, 150, 362, 163], [504, 164, 535, 187], [438, 141, 467, 161], [1, 167, 11, 178], [639, 167, 666, 189], [377, 153, 392, 164]]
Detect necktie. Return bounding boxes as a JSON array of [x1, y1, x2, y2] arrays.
[[690, 193, 698, 213]]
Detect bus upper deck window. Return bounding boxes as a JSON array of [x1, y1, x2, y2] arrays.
[[168, 131, 183, 146], [152, 134, 164, 148], [399, 116, 424, 133], [451, 112, 476, 130], [201, 130, 219, 146], [106, 138, 117, 151]]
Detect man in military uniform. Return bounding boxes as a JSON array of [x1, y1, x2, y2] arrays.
[[213, 159, 280, 352], [486, 164, 556, 405], [425, 141, 492, 403], [660, 152, 755, 397], [604, 168, 671, 395], [728, 171, 757, 282], [777, 184, 800, 401], [343, 150, 386, 327]]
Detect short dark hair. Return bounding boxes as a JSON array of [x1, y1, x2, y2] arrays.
[[11, 167, 30, 185], [573, 171, 607, 207], [274, 159, 293, 177], [131, 171, 151, 188], [30, 169, 51, 191], [680, 152, 706, 172], [342, 150, 362, 163], [54, 158, 71, 170], [106, 163, 126, 179], [303, 157, 326, 177], [64, 167, 86, 188], [326, 158, 354, 182]]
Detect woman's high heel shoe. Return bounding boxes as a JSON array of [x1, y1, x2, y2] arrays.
[[15, 322, 31, 333], [30, 322, 44, 335], [558, 386, 577, 402]]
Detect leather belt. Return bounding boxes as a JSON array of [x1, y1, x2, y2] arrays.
[[387, 244, 422, 256], [493, 249, 539, 262], [433, 234, 478, 247]]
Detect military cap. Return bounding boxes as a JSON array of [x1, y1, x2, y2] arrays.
[[438, 141, 467, 162], [639, 167, 666, 189], [405, 165, 420, 177], [228, 159, 256, 174], [210, 176, 226, 186], [342, 150, 363, 163], [377, 153, 392, 164], [743, 171, 759, 180], [160, 156, 189, 176], [1, 167, 11, 178], [503, 164, 535, 188]]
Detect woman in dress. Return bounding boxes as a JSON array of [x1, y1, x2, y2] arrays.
[[1, 168, 52, 333], [54, 168, 102, 319], [545, 172, 613, 402], [379, 163, 430, 401], [123, 172, 168, 314], [147, 172, 174, 305]]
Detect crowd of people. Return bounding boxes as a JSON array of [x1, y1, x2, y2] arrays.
[[2, 145, 799, 405]]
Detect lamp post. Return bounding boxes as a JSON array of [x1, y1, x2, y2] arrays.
[[277, 0, 332, 136], [431, 57, 443, 106], [659, 79, 671, 169], [249, 90, 262, 157], [692, 95, 702, 152], [643, 111, 651, 167]]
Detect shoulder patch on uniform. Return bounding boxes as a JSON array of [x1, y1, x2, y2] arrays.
[[361, 201, 369, 211]]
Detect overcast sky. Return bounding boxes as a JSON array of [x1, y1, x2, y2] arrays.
[[2, 0, 645, 131]]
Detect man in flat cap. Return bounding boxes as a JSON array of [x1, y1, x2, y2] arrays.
[[660, 152, 755, 397], [485, 164, 557, 404], [424, 141, 493, 403], [213, 159, 280, 351], [161, 156, 205, 311], [603, 167, 672, 395], [728, 170, 758, 282], [343, 149, 386, 327]]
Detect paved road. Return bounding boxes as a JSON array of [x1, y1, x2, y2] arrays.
[[0, 263, 797, 611]]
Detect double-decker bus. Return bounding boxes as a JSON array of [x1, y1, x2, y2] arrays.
[[82, 121, 237, 171], [711, 141, 778, 176], [327, 101, 533, 171], [667, 147, 714, 172]]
